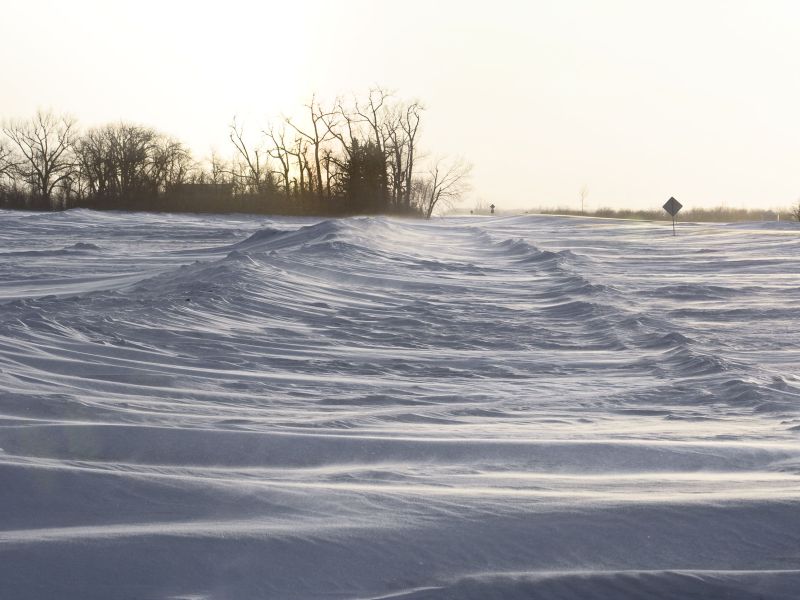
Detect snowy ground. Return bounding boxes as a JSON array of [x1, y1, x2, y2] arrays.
[[1, 210, 799, 599]]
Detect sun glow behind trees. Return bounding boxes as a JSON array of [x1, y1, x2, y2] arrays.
[[0, 91, 473, 217], [2, 0, 800, 210]]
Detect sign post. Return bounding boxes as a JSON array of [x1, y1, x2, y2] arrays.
[[663, 197, 683, 236]]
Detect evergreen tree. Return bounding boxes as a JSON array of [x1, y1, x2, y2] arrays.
[[340, 139, 388, 213]]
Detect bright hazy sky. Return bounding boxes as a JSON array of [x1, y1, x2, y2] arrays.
[[3, 0, 799, 211]]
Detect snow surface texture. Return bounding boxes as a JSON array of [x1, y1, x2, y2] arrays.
[[1, 210, 799, 599]]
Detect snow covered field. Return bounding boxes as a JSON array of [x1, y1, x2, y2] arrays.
[[1, 210, 799, 599]]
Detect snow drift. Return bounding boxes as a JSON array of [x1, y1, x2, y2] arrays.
[[1, 210, 799, 599]]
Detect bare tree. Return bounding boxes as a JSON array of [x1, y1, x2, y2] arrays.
[[321, 98, 359, 160], [76, 126, 114, 200], [207, 150, 230, 185], [302, 145, 314, 195], [355, 87, 391, 155], [399, 102, 423, 209], [793, 198, 800, 222], [354, 88, 392, 207], [382, 100, 424, 210], [284, 137, 310, 197], [2, 110, 77, 207], [417, 156, 473, 219], [322, 147, 338, 200], [151, 136, 193, 191], [383, 108, 406, 208], [286, 94, 337, 200], [228, 118, 269, 194], [77, 123, 159, 200], [269, 88, 425, 213], [265, 124, 293, 195], [0, 142, 16, 187], [75, 122, 195, 206]]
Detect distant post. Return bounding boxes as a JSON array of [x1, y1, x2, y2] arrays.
[[579, 185, 588, 214], [663, 197, 683, 236], [490, 204, 496, 214]]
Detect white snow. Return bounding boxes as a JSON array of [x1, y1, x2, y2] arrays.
[[1, 210, 799, 599]]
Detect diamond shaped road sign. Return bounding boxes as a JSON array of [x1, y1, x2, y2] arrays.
[[663, 197, 683, 217]]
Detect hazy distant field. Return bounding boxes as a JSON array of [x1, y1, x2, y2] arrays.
[[1, 210, 799, 599]]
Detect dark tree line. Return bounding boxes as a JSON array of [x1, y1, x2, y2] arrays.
[[0, 89, 471, 218]]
